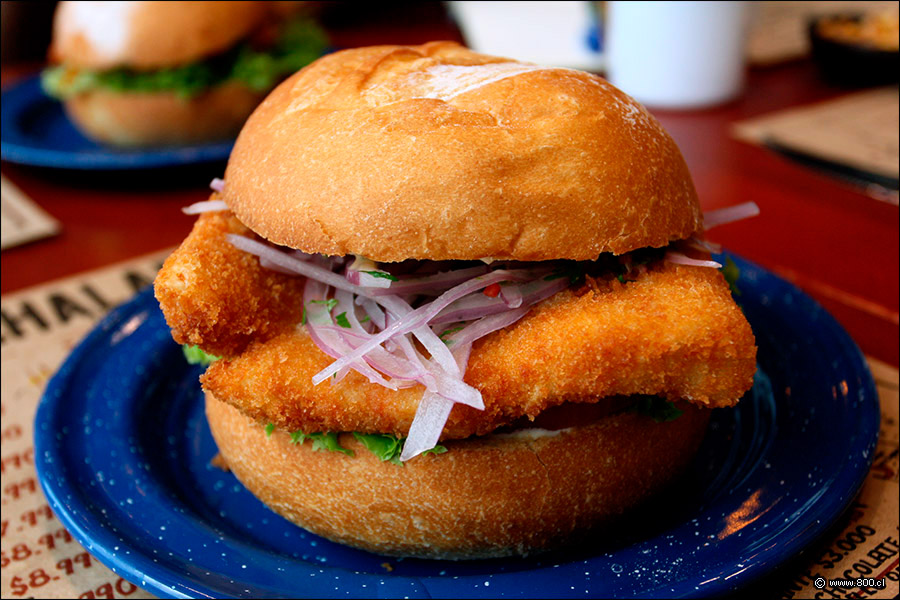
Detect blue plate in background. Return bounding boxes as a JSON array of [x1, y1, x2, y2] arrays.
[[34, 253, 879, 598], [1, 75, 233, 170]]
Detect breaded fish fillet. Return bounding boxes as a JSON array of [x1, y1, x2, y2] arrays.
[[156, 209, 756, 440], [155, 207, 305, 358], [203, 276, 754, 438]]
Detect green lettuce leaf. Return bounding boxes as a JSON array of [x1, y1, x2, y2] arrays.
[[42, 17, 327, 100], [288, 431, 353, 456], [353, 433, 447, 465], [353, 432, 404, 465], [182, 344, 220, 365]]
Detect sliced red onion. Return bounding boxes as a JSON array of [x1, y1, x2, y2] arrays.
[[312, 269, 536, 384], [686, 236, 723, 254], [665, 251, 722, 269], [703, 201, 759, 230], [346, 255, 393, 289], [319, 321, 481, 408], [500, 284, 524, 308], [431, 277, 568, 325], [366, 266, 490, 297], [399, 392, 453, 461], [259, 256, 300, 275], [443, 307, 530, 348], [398, 339, 481, 461], [376, 295, 484, 409], [324, 325, 421, 382], [227, 234, 372, 296], [377, 296, 461, 377], [451, 342, 473, 373], [303, 280, 400, 389], [182, 200, 228, 215], [209, 178, 225, 192], [356, 296, 387, 329], [331, 291, 482, 407], [333, 290, 421, 385]]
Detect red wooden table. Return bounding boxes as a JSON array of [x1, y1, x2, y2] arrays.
[[2, 10, 898, 367]]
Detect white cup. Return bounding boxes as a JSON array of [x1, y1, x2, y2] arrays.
[[605, 1, 749, 109]]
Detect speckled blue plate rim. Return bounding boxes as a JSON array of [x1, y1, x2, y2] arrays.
[[0, 75, 233, 170], [33, 252, 880, 599]]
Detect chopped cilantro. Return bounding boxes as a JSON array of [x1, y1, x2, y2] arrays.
[[360, 315, 371, 324], [631, 396, 684, 423], [362, 270, 399, 282], [265, 423, 275, 437], [616, 273, 627, 284], [439, 326, 465, 344], [301, 306, 307, 325], [182, 344, 220, 365], [335, 312, 351, 328], [310, 298, 339, 311], [721, 256, 741, 297]]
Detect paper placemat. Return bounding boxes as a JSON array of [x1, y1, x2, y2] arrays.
[[1, 251, 168, 600], [1, 175, 60, 251], [733, 87, 900, 202], [1, 252, 897, 598]]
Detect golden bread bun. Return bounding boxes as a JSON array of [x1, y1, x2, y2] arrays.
[[223, 42, 703, 262], [50, 1, 269, 70], [63, 82, 266, 147], [206, 392, 711, 559]]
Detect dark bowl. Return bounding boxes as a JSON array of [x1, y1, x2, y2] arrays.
[[809, 13, 899, 86]]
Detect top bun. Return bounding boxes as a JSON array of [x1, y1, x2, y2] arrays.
[[50, 1, 270, 70], [224, 42, 703, 262]]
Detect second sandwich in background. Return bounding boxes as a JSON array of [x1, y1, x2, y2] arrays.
[[41, 1, 327, 147]]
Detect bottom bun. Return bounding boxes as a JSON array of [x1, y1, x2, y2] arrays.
[[206, 392, 711, 559], [64, 82, 265, 147]]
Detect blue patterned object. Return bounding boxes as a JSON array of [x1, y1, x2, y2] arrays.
[[1, 75, 233, 170], [35, 252, 879, 598]]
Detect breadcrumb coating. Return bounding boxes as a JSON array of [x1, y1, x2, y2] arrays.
[[154, 206, 305, 357]]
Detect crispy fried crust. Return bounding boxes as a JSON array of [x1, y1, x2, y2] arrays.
[[154, 208, 305, 358], [183, 259, 755, 440]]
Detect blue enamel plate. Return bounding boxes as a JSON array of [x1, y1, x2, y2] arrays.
[[35, 253, 879, 598], [0, 76, 233, 170]]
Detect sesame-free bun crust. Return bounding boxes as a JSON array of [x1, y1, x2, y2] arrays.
[[206, 392, 711, 559], [224, 42, 703, 262], [64, 82, 265, 147], [50, 1, 269, 70]]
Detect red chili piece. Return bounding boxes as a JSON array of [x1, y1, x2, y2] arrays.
[[483, 283, 501, 298]]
